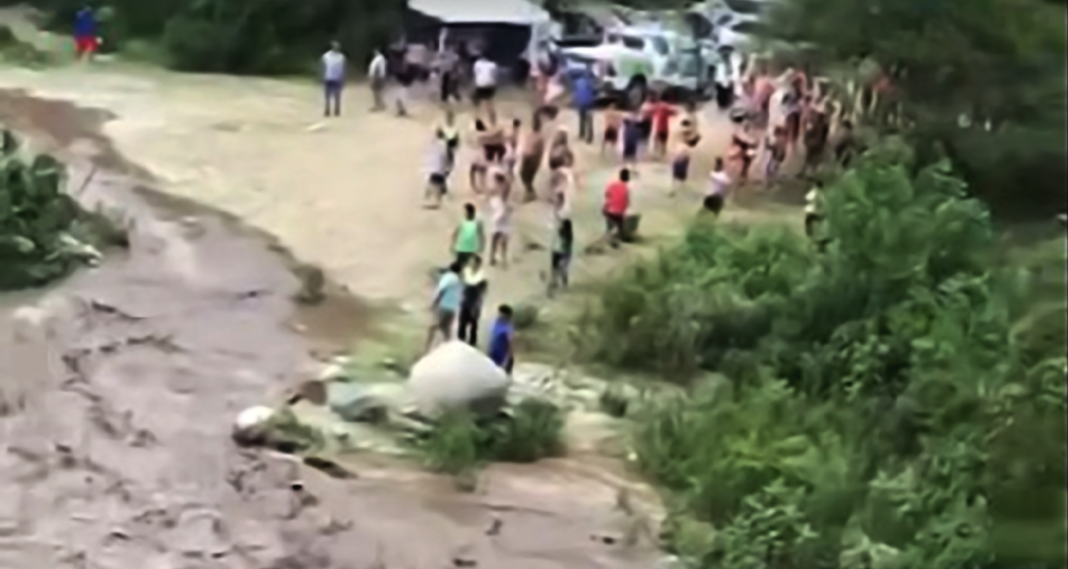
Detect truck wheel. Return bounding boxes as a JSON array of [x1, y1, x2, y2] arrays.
[[625, 76, 648, 109]]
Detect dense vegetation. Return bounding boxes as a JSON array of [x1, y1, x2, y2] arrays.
[[0, 129, 125, 290], [761, 0, 1067, 217], [578, 141, 1067, 567], [22, 0, 405, 74], [418, 399, 566, 478]]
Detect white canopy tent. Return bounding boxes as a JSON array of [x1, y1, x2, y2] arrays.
[[407, 0, 552, 26]]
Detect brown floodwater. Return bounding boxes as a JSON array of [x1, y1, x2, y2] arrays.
[[0, 91, 662, 568]]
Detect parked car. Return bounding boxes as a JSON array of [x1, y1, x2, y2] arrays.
[[557, 27, 711, 107]]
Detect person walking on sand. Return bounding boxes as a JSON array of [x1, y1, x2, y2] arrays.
[[425, 261, 464, 353], [548, 215, 574, 297], [518, 113, 546, 201], [487, 304, 516, 374], [368, 48, 388, 111], [472, 52, 498, 116], [601, 102, 622, 158], [488, 170, 513, 267], [321, 41, 346, 117], [458, 255, 488, 346], [451, 202, 485, 267], [73, 4, 99, 62], [424, 134, 451, 209]]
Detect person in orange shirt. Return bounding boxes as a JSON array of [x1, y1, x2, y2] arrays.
[[603, 168, 631, 248]]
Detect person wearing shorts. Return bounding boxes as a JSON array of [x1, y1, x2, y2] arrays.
[[621, 114, 641, 166], [73, 5, 98, 61], [472, 55, 498, 109], [704, 158, 730, 216], [424, 261, 464, 354], [603, 168, 631, 247]]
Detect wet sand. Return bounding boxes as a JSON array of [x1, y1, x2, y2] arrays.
[[0, 92, 663, 568]]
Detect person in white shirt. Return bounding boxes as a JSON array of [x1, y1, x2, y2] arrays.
[[472, 54, 498, 113], [320, 41, 346, 117], [368, 49, 388, 111]]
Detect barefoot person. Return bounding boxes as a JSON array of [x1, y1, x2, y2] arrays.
[[321, 41, 346, 117], [548, 215, 574, 297], [424, 261, 464, 353], [472, 53, 498, 115], [729, 122, 758, 184], [518, 113, 546, 201], [451, 202, 485, 267], [73, 4, 99, 63], [548, 129, 574, 196]]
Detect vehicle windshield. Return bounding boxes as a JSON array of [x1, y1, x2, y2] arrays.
[[648, 36, 670, 56], [678, 51, 701, 77], [619, 35, 645, 50]]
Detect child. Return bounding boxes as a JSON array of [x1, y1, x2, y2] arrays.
[[424, 137, 450, 209], [764, 126, 787, 182], [548, 216, 574, 297], [487, 304, 515, 374], [602, 102, 622, 157], [704, 157, 730, 216], [488, 170, 512, 267]]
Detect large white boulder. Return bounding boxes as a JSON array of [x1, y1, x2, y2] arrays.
[[406, 341, 512, 416]]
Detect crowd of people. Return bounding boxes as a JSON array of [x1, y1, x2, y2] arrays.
[[324, 40, 861, 374]]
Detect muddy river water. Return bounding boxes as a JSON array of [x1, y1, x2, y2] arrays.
[[0, 93, 663, 568]]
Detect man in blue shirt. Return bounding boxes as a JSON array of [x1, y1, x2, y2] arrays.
[[572, 67, 596, 144], [487, 304, 515, 374], [73, 5, 98, 62]]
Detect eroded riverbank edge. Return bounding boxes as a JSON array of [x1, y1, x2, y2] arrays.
[[0, 90, 665, 569]]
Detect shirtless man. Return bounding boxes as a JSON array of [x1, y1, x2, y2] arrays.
[[517, 112, 546, 202]]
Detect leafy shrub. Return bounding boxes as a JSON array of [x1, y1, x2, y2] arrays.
[[0, 130, 124, 291], [417, 398, 566, 476], [590, 142, 1067, 567]]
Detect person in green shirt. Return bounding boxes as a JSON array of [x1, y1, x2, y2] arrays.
[[451, 202, 485, 266]]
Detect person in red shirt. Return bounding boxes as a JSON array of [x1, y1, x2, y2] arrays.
[[649, 95, 677, 158], [603, 168, 631, 248]]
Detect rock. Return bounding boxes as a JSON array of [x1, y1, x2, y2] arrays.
[[406, 341, 512, 416], [11, 306, 49, 342], [231, 405, 275, 446], [327, 382, 388, 423]]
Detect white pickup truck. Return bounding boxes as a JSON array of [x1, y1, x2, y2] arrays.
[[557, 27, 713, 108]]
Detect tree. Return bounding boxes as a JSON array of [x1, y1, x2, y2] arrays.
[[763, 0, 1068, 216]]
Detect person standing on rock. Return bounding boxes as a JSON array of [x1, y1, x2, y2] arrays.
[[458, 255, 488, 346], [321, 41, 346, 117], [425, 261, 464, 353], [73, 4, 99, 62]]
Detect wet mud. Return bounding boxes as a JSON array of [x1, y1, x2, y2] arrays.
[[0, 92, 662, 568]]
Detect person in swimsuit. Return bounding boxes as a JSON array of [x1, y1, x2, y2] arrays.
[[488, 168, 512, 267], [602, 102, 622, 158], [518, 112, 545, 201]]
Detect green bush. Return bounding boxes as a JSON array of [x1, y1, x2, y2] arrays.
[[587, 142, 1067, 567], [417, 399, 566, 477], [0, 130, 125, 291]]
